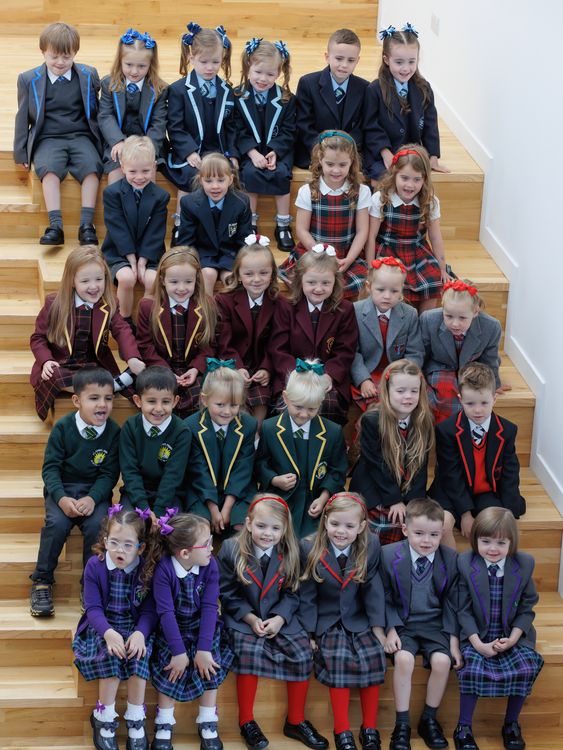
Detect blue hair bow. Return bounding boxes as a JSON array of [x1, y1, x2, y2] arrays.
[[402, 22, 419, 37], [378, 25, 396, 41], [121, 28, 141, 45], [182, 21, 202, 47], [295, 358, 325, 375], [205, 357, 236, 373], [274, 40, 290, 60], [215, 25, 231, 49], [140, 31, 156, 49], [245, 37, 263, 55]]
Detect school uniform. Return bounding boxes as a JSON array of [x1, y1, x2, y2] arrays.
[[101, 178, 169, 278], [420, 308, 502, 423], [298, 535, 386, 688], [430, 411, 525, 521], [30, 293, 141, 421], [235, 84, 296, 195], [294, 67, 369, 169], [98, 75, 168, 172], [456, 551, 543, 696], [218, 538, 313, 680], [184, 409, 258, 527], [256, 411, 347, 537], [163, 72, 237, 191], [362, 79, 440, 180], [136, 296, 215, 418], [177, 187, 252, 272], [14, 62, 102, 179]]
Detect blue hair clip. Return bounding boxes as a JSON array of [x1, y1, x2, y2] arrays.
[[378, 25, 396, 41], [402, 22, 419, 37], [121, 28, 142, 45], [274, 40, 290, 60], [182, 21, 202, 47], [215, 25, 231, 50], [245, 37, 263, 55], [141, 31, 156, 49]]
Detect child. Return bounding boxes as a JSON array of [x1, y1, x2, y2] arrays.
[[119, 366, 191, 520], [14, 22, 102, 246], [185, 362, 257, 534], [279, 130, 370, 301], [101, 135, 170, 324], [150, 512, 234, 750], [216, 234, 279, 428], [454, 508, 543, 750], [218, 494, 328, 750], [73, 507, 156, 750], [137, 247, 217, 418], [380, 498, 461, 750], [176, 153, 252, 294], [300, 493, 387, 750], [351, 257, 424, 412], [269, 248, 358, 425], [367, 144, 449, 313], [99, 29, 167, 183], [256, 362, 347, 537], [234, 38, 296, 250], [420, 279, 503, 424], [29, 368, 120, 617], [30, 245, 145, 421], [349, 359, 434, 545], [363, 23, 448, 182], [430, 363, 526, 549], [294, 29, 368, 169]]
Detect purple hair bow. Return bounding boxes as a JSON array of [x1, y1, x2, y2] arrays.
[[158, 517, 174, 536], [108, 504, 123, 518], [135, 507, 152, 520]]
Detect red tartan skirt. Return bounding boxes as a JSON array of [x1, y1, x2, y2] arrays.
[[425, 369, 463, 424]]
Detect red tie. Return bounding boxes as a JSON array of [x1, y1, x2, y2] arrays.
[[175, 304, 185, 315]]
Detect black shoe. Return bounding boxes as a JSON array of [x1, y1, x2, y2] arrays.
[[198, 722, 223, 750], [126, 718, 149, 750], [359, 727, 381, 750], [78, 223, 99, 245], [417, 716, 448, 749], [150, 725, 174, 750], [90, 713, 119, 750], [275, 224, 295, 251], [30, 583, 54, 617], [240, 720, 269, 750], [171, 224, 180, 247], [389, 724, 411, 750], [453, 725, 479, 750], [284, 719, 328, 749], [333, 731, 357, 750], [40, 226, 64, 245], [501, 722, 525, 750]]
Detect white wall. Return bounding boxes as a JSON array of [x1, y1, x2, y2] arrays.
[[377, 0, 563, 513]]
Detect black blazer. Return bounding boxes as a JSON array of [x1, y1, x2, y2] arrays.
[[234, 85, 296, 164]]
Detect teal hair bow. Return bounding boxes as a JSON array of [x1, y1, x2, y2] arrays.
[[295, 358, 325, 375], [206, 357, 236, 373]]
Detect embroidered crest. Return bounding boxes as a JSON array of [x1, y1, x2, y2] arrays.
[[101, 329, 109, 346], [228, 222, 238, 237], [326, 337, 335, 353], [196, 581, 206, 595], [158, 442, 173, 463], [133, 585, 147, 606], [394, 343, 406, 354], [91, 448, 108, 466], [316, 461, 327, 480], [271, 125, 279, 138], [418, 116, 425, 131]]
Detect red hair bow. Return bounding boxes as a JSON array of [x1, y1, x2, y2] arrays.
[[371, 257, 407, 274], [443, 280, 478, 296], [391, 148, 421, 165]]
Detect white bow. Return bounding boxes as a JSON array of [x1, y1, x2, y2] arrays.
[[311, 243, 336, 257], [245, 233, 270, 246]]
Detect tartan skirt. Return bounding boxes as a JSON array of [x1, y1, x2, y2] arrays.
[[350, 371, 384, 412], [227, 627, 313, 681], [34, 361, 98, 421], [247, 380, 272, 408], [171, 371, 202, 419], [457, 644, 544, 697], [367, 506, 405, 546], [425, 369, 462, 424], [314, 623, 386, 688], [376, 243, 442, 303], [73, 622, 153, 682]]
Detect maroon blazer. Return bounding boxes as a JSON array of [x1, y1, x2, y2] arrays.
[[30, 294, 140, 388], [268, 296, 358, 402], [136, 297, 214, 373], [215, 288, 277, 372]]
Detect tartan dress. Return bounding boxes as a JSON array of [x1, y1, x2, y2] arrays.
[[457, 575, 543, 697], [426, 334, 464, 424], [170, 306, 202, 418], [245, 304, 271, 408]]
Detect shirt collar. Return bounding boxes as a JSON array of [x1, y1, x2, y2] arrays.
[[172, 555, 200, 578], [289, 415, 310, 438], [330, 74, 349, 93], [331, 543, 351, 558], [211, 420, 228, 434], [307, 300, 323, 313], [75, 411, 106, 438], [126, 77, 145, 91], [196, 73, 216, 93], [253, 544, 274, 559], [47, 68, 72, 84], [319, 177, 350, 196], [391, 191, 420, 208], [208, 196, 225, 210], [105, 551, 140, 574], [169, 296, 189, 312], [393, 78, 408, 95], [398, 415, 411, 427], [247, 292, 264, 307], [409, 546, 436, 565], [142, 414, 172, 435], [74, 292, 94, 309], [469, 416, 492, 434], [376, 307, 391, 319], [485, 558, 505, 576]]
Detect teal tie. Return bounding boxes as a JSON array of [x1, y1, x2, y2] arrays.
[[216, 428, 226, 442], [149, 426, 160, 438], [83, 426, 97, 440], [294, 428, 305, 440]]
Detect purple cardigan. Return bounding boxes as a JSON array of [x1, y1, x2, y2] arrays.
[[152, 554, 220, 656], [75, 554, 157, 639]]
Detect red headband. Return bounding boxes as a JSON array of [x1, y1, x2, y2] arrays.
[[392, 148, 421, 164], [443, 280, 478, 297], [249, 495, 290, 513], [371, 257, 407, 274], [325, 492, 367, 513]]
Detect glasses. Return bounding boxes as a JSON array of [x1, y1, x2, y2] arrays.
[[105, 538, 140, 554], [190, 536, 213, 550]]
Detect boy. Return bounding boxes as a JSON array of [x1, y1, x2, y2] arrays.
[[430, 362, 526, 549], [294, 29, 368, 169], [30, 368, 120, 617], [119, 366, 190, 519], [101, 135, 170, 327], [380, 498, 461, 750], [14, 22, 103, 246]]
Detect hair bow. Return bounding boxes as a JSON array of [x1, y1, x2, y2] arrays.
[[371, 257, 407, 274], [164, 507, 179, 519], [244, 233, 270, 246], [319, 130, 355, 145], [158, 516, 174, 535], [311, 243, 336, 257], [215, 25, 231, 49], [379, 25, 396, 40], [443, 280, 478, 296], [108, 504, 123, 518], [295, 358, 325, 375], [402, 22, 419, 37], [134, 507, 152, 521], [245, 37, 263, 55], [205, 357, 236, 373], [391, 148, 422, 165], [140, 31, 156, 49], [121, 28, 141, 45], [182, 21, 202, 47], [274, 40, 290, 60]]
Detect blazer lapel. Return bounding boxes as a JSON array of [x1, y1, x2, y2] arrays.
[[198, 410, 219, 487], [185, 71, 204, 144], [112, 88, 126, 130], [275, 411, 300, 476], [387, 306, 403, 355], [223, 415, 245, 486], [31, 65, 47, 123], [76, 64, 93, 120], [438, 320, 458, 365], [217, 191, 235, 242], [315, 305, 334, 348], [502, 557, 523, 634], [136, 183, 154, 238], [319, 67, 339, 119], [468, 553, 490, 626], [255, 293, 274, 341], [361, 301, 383, 346], [157, 301, 173, 358], [239, 89, 261, 143], [184, 304, 203, 360], [432, 547, 449, 597], [121, 181, 139, 234], [459, 317, 481, 368], [92, 300, 110, 355], [341, 75, 359, 127], [265, 84, 283, 144], [201, 198, 219, 244], [392, 540, 412, 620], [139, 84, 156, 134], [485, 413, 505, 493], [455, 412, 476, 488], [307, 415, 327, 491], [296, 298, 315, 345], [214, 77, 230, 134], [234, 289, 253, 337]]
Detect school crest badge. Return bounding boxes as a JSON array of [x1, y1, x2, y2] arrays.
[[316, 461, 327, 480], [101, 329, 109, 346], [158, 443, 172, 463], [326, 337, 335, 354], [228, 223, 238, 237], [91, 448, 108, 466]]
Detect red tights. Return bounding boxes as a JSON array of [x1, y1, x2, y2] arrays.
[[237, 674, 310, 726], [329, 686, 380, 734]]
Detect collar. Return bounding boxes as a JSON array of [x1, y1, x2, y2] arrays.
[[211, 420, 228, 434], [307, 300, 323, 313], [330, 74, 349, 93], [485, 558, 506, 577], [253, 544, 273, 559], [469, 416, 492, 434], [409, 546, 436, 565], [169, 296, 189, 312], [172, 555, 200, 578], [289, 415, 310, 438], [74, 292, 94, 309], [398, 415, 411, 428], [319, 177, 350, 196], [208, 196, 225, 210], [105, 551, 141, 574], [247, 292, 264, 307], [75, 411, 106, 438], [376, 307, 391, 319], [252, 85, 270, 102], [126, 77, 145, 91], [47, 68, 72, 84], [196, 73, 216, 92], [393, 78, 408, 95], [142, 414, 172, 435], [331, 543, 351, 558], [390, 191, 420, 208]]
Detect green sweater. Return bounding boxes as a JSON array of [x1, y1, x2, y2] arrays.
[[119, 413, 191, 516], [42, 411, 121, 504]]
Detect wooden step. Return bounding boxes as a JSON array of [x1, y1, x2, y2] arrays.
[[0, 184, 38, 213], [0, 298, 40, 350], [0, 415, 51, 469], [0, 666, 81, 707], [0, 349, 36, 415]]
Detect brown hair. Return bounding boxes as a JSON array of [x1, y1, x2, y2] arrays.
[[378, 143, 436, 226], [328, 28, 361, 49], [144, 513, 211, 581], [92, 508, 154, 589], [222, 242, 279, 298], [405, 497, 444, 525], [109, 33, 166, 97], [458, 362, 496, 396], [470, 507, 519, 556], [291, 250, 343, 311], [192, 152, 241, 192], [179, 26, 232, 84], [238, 40, 292, 102], [378, 29, 431, 115], [309, 131, 363, 201], [39, 22, 80, 55]]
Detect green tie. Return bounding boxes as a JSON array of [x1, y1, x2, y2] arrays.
[[84, 426, 97, 440], [294, 428, 305, 440], [216, 428, 226, 442], [149, 426, 160, 438]]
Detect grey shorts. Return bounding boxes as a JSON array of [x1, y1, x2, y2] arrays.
[[110, 259, 158, 283], [33, 134, 102, 182], [394, 623, 452, 669]]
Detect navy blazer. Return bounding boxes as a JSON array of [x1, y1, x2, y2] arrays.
[[294, 67, 368, 168], [457, 550, 538, 650], [14, 62, 102, 164], [234, 85, 296, 164]]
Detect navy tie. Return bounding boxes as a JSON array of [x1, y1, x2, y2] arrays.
[[126, 82, 139, 94], [200, 82, 210, 97], [255, 92, 267, 106], [399, 86, 408, 98], [416, 556, 429, 576], [133, 188, 142, 205], [334, 86, 345, 103], [472, 424, 486, 446], [489, 563, 499, 577], [260, 554, 269, 574], [56, 76, 68, 83], [337, 553, 347, 572]]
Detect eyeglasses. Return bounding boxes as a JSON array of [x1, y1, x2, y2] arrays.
[[105, 538, 140, 554], [190, 536, 213, 550]]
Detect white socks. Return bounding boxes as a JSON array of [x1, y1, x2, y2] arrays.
[[155, 706, 176, 740], [94, 702, 118, 738], [124, 702, 146, 740], [197, 705, 219, 739]]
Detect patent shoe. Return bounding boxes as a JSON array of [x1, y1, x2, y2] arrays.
[[150, 724, 174, 750], [283, 719, 329, 749], [501, 722, 525, 750], [240, 720, 269, 750], [274, 224, 295, 251], [389, 724, 411, 750], [417, 716, 448, 748], [78, 223, 99, 245], [90, 713, 119, 750], [198, 721, 223, 750], [40, 226, 64, 245], [333, 730, 357, 750], [126, 718, 148, 750], [358, 727, 381, 750], [453, 725, 479, 750]]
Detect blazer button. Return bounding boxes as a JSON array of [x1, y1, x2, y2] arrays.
[[400, 128, 405, 134]]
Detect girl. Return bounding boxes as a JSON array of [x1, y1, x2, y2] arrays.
[[216, 234, 279, 428], [279, 130, 370, 301], [455, 508, 544, 750], [136, 247, 217, 419], [367, 144, 449, 312], [30, 245, 144, 421], [176, 153, 253, 294], [363, 23, 448, 182], [73, 507, 156, 750], [150, 512, 233, 750], [420, 279, 504, 424], [256, 362, 348, 537], [185, 362, 257, 534], [268, 248, 358, 425], [218, 494, 327, 750], [351, 257, 424, 412], [349, 359, 434, 544], [300, 493, 386, 750], [99, 28, 167, 183], [234, 38, 296, 249]]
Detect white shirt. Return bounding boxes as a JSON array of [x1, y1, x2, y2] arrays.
[[289, 416, 310, 439], [169, 296, 189, 313], [369, 191, 441, 221], [295, 179, 371, 212], [211, 420, 228, 436], [74, 292, 94, 309], [105, 551, 140, 574], [307, 300, 323, 314], [409, 546, 436, 567], [469, 416, 492, 435], [253, 544, 274, 560], [75, 412, 106, 438], [485, 558, 505, 578], [331, 543, 351, 559], [172, 555, 200, 578], [247, 292, 265, 307], [142, 415, 172, 436], [126, 77, 145, 91], [47, 68, 72, 84], [376, 307, 391, 320]]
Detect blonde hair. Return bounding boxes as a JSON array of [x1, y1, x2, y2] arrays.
[[309, 131, 363, 201], [222, 242, 279, 298], [39, 22, 80, 55], [179, 25, 232, 84], [192, 152, 240, 191], [238, 40, 292, 101], [200, 366, 246, 408], [378, 144, 435, 226], [470, 507, 519, 556], [109, 33, 166, 96], [291, 250, 343, 311], [120, 135, 155, 165], [363, 258, 406, 300], [284, 363, 326, 408], [442, 279, 485, 312]]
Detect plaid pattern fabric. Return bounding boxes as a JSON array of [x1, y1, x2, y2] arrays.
[[273, 387, 348, 425], [172, 376, 202, 419], [457, 577, 543, 697], [351, 371, 385, 412], [34, 361, 98, 421], [376, 202, 442, 303], [246, 381, 272, 408], [426, 369, 463, 424], [367, 506, 404, 546], [170, 308, 187, 369], [314, 623, 386, 688], [227, 628, 313, 681], [71, 305, 96, 362]]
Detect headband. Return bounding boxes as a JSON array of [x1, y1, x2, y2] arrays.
[[245, 233, 270, 246], [325, 492, 367, 512], [371, 257, 407, 274], [311, 243, 336, 257], [182, 21, 202, 47], [295, 358, 325, 375], [274, 40, 290, 60], [443, 280, 478, 297], [319, 130, 356, 145], [391, 148, 421, 165], [245, 37, 263, 55], [248, 495, 290, 513], [107, 504, 123, 518], [205, 357, 236, 374], [215, 25, 231, 50], [121, 29, 156, 49]]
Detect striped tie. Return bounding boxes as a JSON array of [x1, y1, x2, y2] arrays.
[[472, 424, 486, 446], [126, 82, 139, 94], [83, 426, 97, 440], [488, 563, 499, 577], [399, 86, 408, 98], [149, 426, 160, 438], [216, 428, 226, 442], [334, 86, 345, 103], [294, 428, 305, 440]]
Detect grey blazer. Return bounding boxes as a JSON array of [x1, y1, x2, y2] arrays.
[[420, 308, 502, 387], [351, 298, 424, 387]]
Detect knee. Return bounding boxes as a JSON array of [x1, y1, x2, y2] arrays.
[[117, 269, 136, 290], [430, 652, 451, 674], [394, 651, 415, 674]]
